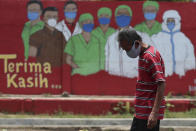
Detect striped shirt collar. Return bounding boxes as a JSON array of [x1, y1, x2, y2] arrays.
[[140, 45, 151, 56]]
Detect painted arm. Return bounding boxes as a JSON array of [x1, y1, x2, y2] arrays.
[[105, 38, 110, 71], [66, 54, 79, 69], [29, 46, 37, 57], [185, 37, 196, 71]]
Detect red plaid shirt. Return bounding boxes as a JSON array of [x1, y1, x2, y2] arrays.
[[134, 46, 166, 120]]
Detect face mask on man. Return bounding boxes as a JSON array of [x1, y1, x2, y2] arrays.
[[98, 17, 110, 25], [82, 23, 94, 32], [116, 15, 131, 28], [126, 40, 141, 58], [64, 12, 77, 19], [47, 18, 57, 27], [144, 12, 156, 20], [167, 22, 175, 31], [28, 12, 39, 21]]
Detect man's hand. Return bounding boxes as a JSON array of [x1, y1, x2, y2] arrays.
[[147, 112, 159, 129], [148, 81, 165, 129]]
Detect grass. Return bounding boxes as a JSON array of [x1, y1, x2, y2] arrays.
[[0, 108, 196, 118], [164, 108, 196, 118]]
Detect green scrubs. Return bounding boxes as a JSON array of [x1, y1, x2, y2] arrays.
[[92, 27, 115, 69], [134, 21, 161, 36], [21, 21, 44, 60], [64, 34, 101, 76]]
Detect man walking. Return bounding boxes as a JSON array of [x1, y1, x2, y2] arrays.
[[118, 29, 166, 131]]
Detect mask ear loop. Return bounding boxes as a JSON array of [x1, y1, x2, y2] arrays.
[[118, 40, 123, 51], [132, 40, 137, 50]]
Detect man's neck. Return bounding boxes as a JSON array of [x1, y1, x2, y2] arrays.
[[140, 42, 149, 53]]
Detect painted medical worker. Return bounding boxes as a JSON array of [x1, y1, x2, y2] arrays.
[[152, 10, 195, 77], [134, 1, 161, 36], [105, 5, 153, 78], [56, 0, 82, 41], [29, 7, 66, 67], [92, 7, 116, 70], [22, 0, 44, 60], [64, 13, 101, 76]]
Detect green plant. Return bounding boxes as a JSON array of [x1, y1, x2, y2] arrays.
[[113, 101, 134, 114], [42, 93, 52, 97], [61, 91, 69, 97], [166, 102, 175, 109], [79, 129, 88, 131], [166, 92, 173, 99], [190, 101, 196, 107], [168, 128, 174, 131], [164, 101, 175, 118]]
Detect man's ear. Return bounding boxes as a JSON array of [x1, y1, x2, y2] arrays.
[[134, 40, 140, 49]]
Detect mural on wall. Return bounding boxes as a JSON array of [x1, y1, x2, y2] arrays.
[[65, 13, 102, 75], [134, 1, 162, 36], [152, 10, 195, 77], [21, 0, 44, 61], [105, 4, 153, 78], [55, 0, 82, 42], [29, 6, 66, 67], [92, 7, 116, 70], [0, 0, 196, 95]]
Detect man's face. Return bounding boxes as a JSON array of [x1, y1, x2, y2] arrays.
[[43, 11, 58, 24], [27, 3, 41, 16], [119, 40, 132, 52], [116, 8, 130, 16], [143, 6, 157, 14]]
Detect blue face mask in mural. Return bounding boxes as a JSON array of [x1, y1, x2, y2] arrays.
[[167, 22, 175, 31], [64, 12, 77, 19], [98, 17, 110, 25], [116, 15, 131, 28], [27, 12, 39, 21], [82, 23, 94, 32], [144, 12, 157, 20]]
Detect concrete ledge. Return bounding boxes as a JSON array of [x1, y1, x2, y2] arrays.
[[161, 119, 196, 126], [0, 97, 195, 115], [0, 126, 196, 131], [0, 118, 195, 127]]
